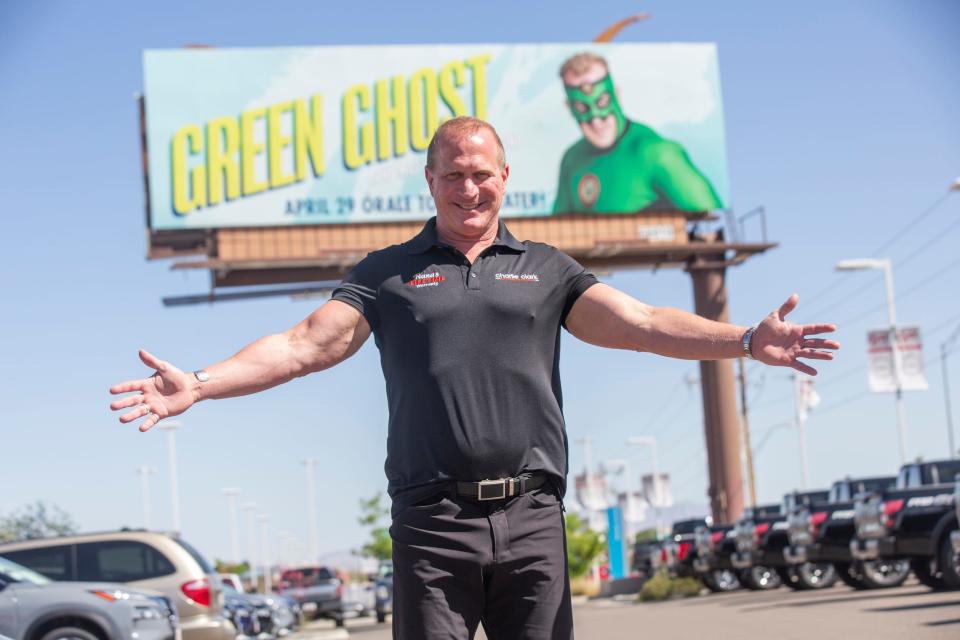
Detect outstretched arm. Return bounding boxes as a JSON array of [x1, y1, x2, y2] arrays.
[[565, 284, 838, 374], [109, 300, 370, 432]]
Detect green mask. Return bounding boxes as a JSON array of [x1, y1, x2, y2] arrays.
[[564, 74, 626, 136]]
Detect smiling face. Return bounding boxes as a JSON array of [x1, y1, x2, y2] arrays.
[[425, 126, 509, 240], [563, 61, 626, 150]]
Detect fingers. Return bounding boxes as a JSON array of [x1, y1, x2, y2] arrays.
[[139, 414, 161, 433], [139, 349, 167, 373], [797, 349, 834, 361], [110, 394, 144, 411], [119, 404, 151, 424], [802, 338, 841, 350], [803, 323, 837, 336], [777, 293, 799, 321], [791, 360, 818, 376], [110, 380, 146, 395]]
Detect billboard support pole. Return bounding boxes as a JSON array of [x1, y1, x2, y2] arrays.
[[689, 237, 744, 524]]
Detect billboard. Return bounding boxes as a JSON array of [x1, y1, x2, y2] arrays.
[[143, 43, 730, 230]]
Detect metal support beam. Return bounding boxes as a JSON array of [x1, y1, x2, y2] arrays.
[[690, 251, 744, 524]]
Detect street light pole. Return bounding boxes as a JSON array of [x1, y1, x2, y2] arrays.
[[258, 514, 272, 593], [941, 325, 960, 458], [627, 436, 662, 537], [793, 374, 810, 490], [136, 466, 156, 529], [302, 459, 320, 564], [835, 258, 907, 463], [158, 421, 182, 532], [240, 502, 257, 591], [222, 488, 241, 564]]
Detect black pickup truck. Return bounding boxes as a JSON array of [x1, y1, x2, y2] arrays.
[[851, 459, 960, 590], [691, 503, 785, 591], [790, 475, 910, 590], [729, 491, 839, 591]]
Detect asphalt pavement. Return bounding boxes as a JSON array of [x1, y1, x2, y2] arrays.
[[293, 580, 959, 639]]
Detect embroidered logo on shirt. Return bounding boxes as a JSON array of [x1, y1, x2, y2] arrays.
[[406, 272, 446, 288], [494, 273, 540, 282]]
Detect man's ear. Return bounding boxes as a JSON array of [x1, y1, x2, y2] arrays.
[[424, 166, 435, 197], [501, 163, 510, 186]]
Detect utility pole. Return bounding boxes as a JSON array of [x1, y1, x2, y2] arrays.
[[793, 373, 810, 490], [737, 359, 758, 507], [258, 514, 272, 593], [302, 458, 321, 564], [136, 466, 156, 529]]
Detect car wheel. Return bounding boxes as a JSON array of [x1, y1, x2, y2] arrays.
[[937, 532, 960, 589], [39, 626, 101, 640], [834, 562, 866, 589], [703, 569, 740, 592], [858, 558, 910, 589], [911, 556, 944, 589], [335, 616, 345, 628], [741, 565, 782, 590], [780, 562, 837, 590]]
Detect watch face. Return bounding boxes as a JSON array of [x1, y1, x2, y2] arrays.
[[194, 370, 210, 382]]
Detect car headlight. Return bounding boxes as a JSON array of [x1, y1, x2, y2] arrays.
[[132, 604, 166, 622]]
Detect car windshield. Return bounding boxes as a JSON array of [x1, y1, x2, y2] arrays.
[[929, 461, 960, 485], [0, 556, 52, 586], [172, 537, 214, 573]]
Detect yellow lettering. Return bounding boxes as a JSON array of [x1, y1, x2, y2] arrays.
[[240, 107, 268, 195], [409, 67, 439, 151], [465, 54, 492, 120], [342, 84, 374, 170], [294, 95, 325, 180], [171, 125, 206, 215], [439, 61, 468, 121], [267, 101, 296, 189], [375, 75, 408, 161], [205, 117, 240, 206]]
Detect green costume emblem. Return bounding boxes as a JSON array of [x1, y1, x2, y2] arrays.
[[577, 173, 600, 208]]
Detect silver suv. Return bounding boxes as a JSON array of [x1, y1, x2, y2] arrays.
[[0, 531, 233, 640], [0, 556, 177, 640]]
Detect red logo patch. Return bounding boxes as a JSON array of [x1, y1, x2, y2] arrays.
[[406, 272, 446, 288]]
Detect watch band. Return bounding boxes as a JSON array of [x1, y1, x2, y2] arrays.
[[193, 369, 210, 382], [741, 327, 756, 360]]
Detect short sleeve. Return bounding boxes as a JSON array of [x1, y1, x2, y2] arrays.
[[555, 249, 598, 327], [330, 253, 382, 330]]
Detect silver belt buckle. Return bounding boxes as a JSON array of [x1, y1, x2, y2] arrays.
[[478, 478, 508, 500]]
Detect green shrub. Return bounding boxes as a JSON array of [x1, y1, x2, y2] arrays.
[[638, 572, 704, 602], [639, 572, 673, 601]]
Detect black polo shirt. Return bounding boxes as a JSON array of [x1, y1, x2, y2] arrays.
[[331, 217, 598, 511]]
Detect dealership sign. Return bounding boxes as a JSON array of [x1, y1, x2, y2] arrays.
[[143, 43, 730, 229], [867, 326, 928, 393]]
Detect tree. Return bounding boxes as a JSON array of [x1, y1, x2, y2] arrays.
[[215, 560, 250, 576], [356, 492, 392, 562], [0, 501, 79, 543], [565, 513, 604, 579]]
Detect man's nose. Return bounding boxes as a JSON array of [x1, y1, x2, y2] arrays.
[[460, 179, 479, 198]]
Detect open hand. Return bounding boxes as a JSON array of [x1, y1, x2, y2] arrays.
[[109, 349, 196, 432], [752, 294, 839, 376]]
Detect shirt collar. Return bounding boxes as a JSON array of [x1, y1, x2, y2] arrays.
[[406, 217, 527, 255]]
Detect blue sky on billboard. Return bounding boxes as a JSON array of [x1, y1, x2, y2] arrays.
[[1, 0, 958, 565]]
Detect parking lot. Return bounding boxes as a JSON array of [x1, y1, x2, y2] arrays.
[[295, 580, 959, 639]]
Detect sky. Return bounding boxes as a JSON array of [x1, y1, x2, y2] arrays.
[[2, 0, 959, 568]]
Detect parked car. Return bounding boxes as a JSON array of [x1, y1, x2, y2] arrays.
[[691, 522, 740, 592], [218, 575, 300, 638], [0, 530, 234, 640], [0, 556, 178, 640], [274, 566, 344, 627], [785, 475, 909, 590], [727, 503, 785, 590], [373, 563, 393, 624], [852, 459, 960, 590]]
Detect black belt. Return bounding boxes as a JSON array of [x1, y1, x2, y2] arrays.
[[455, 474, 547, 501]]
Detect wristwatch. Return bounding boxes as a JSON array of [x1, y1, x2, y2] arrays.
[[193, 369, 210, 382], [741, 327, 756, 359]]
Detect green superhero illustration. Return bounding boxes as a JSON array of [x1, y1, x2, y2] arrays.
[[553, 52, 723, 214]]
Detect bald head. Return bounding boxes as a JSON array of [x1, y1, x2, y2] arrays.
[[426, 116, 506, 170]]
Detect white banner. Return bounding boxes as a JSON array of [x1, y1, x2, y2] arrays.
[[574, 472, 609, 512], [867, 326, 928, 392], [641, 473, 673, 508]]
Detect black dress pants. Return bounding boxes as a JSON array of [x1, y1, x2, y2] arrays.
[[390, 484, 573, 639]]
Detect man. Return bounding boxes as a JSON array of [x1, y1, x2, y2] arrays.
[[553, 51, 723, 214], [111, 117, 837, 639]]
